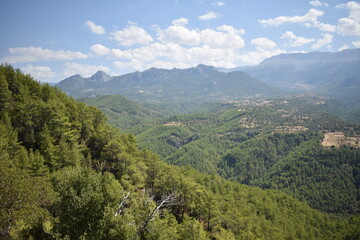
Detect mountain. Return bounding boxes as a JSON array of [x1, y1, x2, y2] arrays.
[[57, 70, 112, 96], [317, 76, 360, 109], [4, 64, 360, 239], [239, 48, 360, 91], [57, 64, 282, 101]]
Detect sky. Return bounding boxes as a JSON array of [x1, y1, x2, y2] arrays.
[[0, 0, 360, 82]]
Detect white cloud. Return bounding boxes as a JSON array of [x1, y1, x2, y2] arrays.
[[157, 25, 201, 45], [251, 37, 277, 50], [1, 47, 88, 64], [281, 31, 315, 47], [311, 33, 333, 49], [336, 1, 360, 36], [113, 60, 144, 71], [90, 44, 110, 56], [216, 25, 245, 35], [198, 11, 219, 20], [110, 48, 133, 59], [315, 22, 336, 32], [259, 9, 323, 26], [112, 41, 240, 71], [338, 44, 349, 51], [85, 20, 105, 35], [235, 38, 286, 65], [259, 8, 335, 32], [309, 1, 328, 7], [21, 65, 57, 81], [172, 18, 189, 26], [110, 24, 153, 46], [352, 41, 360, 48], [212, 1, 225, 6], [156, 21, 245, 48], [200, 27, 245, 49], [63, 62, 109, 78], [238, 48, 287, 65]]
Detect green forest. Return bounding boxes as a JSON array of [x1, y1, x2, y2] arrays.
[[1, 64, 360, 239], [88, 96, 360, 215]]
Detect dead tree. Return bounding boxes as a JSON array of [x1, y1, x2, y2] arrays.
[[115, 191, 130, 216], [137, 192, 177, 238]]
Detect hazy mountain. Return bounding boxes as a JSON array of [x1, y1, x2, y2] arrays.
[[57, 64, 282, 101], [238, 48, 360, 91], [57, 70, 112, 96]]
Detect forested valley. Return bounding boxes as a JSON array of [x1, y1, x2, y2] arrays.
[[1, 64, 360, 240]]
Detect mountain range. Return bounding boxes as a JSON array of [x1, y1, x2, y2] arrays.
[[233, 48, 360, 90], [57, 49, 360, 110], [57, 64, 281, 102]]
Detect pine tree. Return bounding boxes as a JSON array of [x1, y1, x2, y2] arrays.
[[0, 74, 12, 114], [29, 149, 48, 176]]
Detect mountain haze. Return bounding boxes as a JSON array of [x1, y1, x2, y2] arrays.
[[57, 64, 281, 101], [239, 48, 360, 91]]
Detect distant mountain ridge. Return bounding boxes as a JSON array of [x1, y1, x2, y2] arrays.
[[57, 70, 112, 96], [57, 64, 281, 102], [237, 48, 360, 91]]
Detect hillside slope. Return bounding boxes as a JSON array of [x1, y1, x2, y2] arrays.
[[135, 96, 360, 213], [2, 65, 360, 239]]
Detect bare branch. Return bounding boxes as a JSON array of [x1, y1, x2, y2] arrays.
[[138, 192, 177, 237], [115, 191, 130, 216]]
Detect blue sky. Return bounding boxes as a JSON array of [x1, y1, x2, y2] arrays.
[[1, 0, 359, 82]]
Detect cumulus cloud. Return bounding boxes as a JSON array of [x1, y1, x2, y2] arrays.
[[198, 11, 219, 20], [281, 31, 315, 47], [259, 8, 335, 32], [251, 37, 277, 50], [113, 60, 145, 71], [311, 33, 333, 49], [238, 49, 287, 66], [110, 23, 153, 46], [352, 41, 360, 48], [336, 1, 360, 36], [172, 18, 189, 26], [200, 26, 245, 49], [85, 20, 105, 35], [212, 1, 225, 6], [157, 24, 201, 45], [90, 44, 111, 56], [156, 21, 245, 48], [309, 1, 328, 7], [1, 47, 88, 64], [111, 41, 240, 71], [63, 62, 109, 78], [235, 37, 287, 65], [21, 65, 57, 81]]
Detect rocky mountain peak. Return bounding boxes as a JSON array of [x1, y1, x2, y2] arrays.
[[89, 71, 112, 82]]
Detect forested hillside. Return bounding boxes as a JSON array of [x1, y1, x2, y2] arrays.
[[1, 66, 360, 239], [130, 97, 360, 214]]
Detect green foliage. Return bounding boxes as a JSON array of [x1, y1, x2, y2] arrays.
[[0, 161, 55, 239], [51, 167, 123, 239], [78, 95, 167, 132], [131, 96, 360, 214], [1, 65, 359, 239]]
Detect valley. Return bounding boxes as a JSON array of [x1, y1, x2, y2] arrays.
[[3, 0, 360, 238], [80, 92, 360, 214], [2, 49, 360, 239]]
